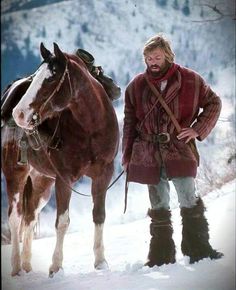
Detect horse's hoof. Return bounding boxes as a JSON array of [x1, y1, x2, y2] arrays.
[[95, 260, 109, 270], [49, 271, 55, 278], [11, 267, 22, 277], [48, 266, 63, 278], [22, 262, 32, 273]]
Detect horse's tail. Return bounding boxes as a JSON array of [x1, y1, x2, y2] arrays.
[[22, 176, 41, 238], [22, 176, 33, 220]]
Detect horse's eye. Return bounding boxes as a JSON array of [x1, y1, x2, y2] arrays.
[[46, 76, 55, 83]]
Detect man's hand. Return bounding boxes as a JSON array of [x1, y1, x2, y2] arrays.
[[177, 128, 199, 143]]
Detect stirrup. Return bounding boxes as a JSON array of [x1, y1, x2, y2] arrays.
[[17, 139, 28, 165]]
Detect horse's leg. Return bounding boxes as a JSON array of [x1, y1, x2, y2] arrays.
[[49, 178, 72, 277], [21, 170, 54, 273], [91, 162, 114, 270], [4, 167, 30, 276]]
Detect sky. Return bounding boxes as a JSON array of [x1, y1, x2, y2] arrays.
[[1, 179, 235, 290]]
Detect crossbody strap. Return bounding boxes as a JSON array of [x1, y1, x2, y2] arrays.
[[137, 92, 161, 132], [144, 74, 181, 133], [144, 75, 200, 166]]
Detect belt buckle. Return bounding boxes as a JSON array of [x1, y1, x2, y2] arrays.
[[158, 133, 170, 143]]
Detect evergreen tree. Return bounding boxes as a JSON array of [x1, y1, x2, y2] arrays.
[[200, 7, 204, 18], [155, 0, 168, 7], [172, 0, 179, 10], [57, 29, 62, 39], [1, 40, 40, 91], [81, 22, 89, 33], [208, 71, 216, 85], [42, 26, 46, 38], [75, 32, 83, 49], [182, 0, 190, 16]]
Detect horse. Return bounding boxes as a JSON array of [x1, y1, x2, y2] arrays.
[[1, 42, 119, 277]]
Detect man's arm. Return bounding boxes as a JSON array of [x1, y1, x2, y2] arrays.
[[122, 84, 138, 169], [191, 79, 222, 141]]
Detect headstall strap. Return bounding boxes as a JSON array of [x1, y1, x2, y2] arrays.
[[39, 61, 70, 116], [25, 59, 71, 153]]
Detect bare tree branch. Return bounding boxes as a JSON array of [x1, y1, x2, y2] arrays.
[[192, 2, 236, 22]]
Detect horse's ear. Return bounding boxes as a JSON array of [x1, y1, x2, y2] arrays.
[[40, 42, 52, 60], [53, 43, 67, 64]]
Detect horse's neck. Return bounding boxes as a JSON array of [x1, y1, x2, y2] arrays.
[[69, 63, 106, 133]]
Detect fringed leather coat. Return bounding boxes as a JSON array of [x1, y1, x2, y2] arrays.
[[122, 64, 222, 184]]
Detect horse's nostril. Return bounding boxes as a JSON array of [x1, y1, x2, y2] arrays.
[[19, 110, 25, 120]]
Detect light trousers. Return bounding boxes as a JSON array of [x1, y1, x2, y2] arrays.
[[148, 167, 198, 209]]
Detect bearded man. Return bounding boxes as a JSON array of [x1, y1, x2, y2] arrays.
[[122, 34, 223, 267]]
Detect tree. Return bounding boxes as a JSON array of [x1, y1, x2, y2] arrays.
[[172, 0, 179, 10], [155, 0, 168, 7], [182, 0, 190, 16], [192, 3, 236, 22]]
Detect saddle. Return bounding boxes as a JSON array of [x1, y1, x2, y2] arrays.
[[76, 48, 121, 101]]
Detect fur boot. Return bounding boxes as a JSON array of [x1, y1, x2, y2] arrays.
[[181, 198, 223, 264], [145, 208, 176, 267]]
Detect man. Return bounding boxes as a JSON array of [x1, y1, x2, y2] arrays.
[[122, 34, 223, 267]]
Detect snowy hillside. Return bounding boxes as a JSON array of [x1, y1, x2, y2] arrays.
[[1, 180, 235, 290], [1, 0, 235, 88]]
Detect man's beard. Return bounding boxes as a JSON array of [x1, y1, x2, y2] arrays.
[[148, 61, 170, 78]]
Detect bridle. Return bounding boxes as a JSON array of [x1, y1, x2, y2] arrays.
[[24, 60, 92, 196], [30, 60, 73, 127], [24, 60, 72, 151], [24, 59, 123, 197]]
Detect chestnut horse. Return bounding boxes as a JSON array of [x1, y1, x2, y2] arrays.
[[1, 42, 119, 276]]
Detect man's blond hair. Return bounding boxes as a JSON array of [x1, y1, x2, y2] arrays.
[[143, 34, 175, 63]]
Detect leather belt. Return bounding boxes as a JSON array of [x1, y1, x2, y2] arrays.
[[139, 132, 170, 144]]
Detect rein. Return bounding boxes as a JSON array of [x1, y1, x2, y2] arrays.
[[35, 128, 124, 197], [25, 114, 61, 151], [35, 129, 91, 197], [28, 59, 123, 197]]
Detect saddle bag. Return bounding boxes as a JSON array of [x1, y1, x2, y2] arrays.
[[76, 48, 121, 101]]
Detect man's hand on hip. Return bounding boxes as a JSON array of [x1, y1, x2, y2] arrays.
[[177, 128, 199, 143]]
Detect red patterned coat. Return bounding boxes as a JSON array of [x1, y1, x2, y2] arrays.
[[122, 64, 222, 184]]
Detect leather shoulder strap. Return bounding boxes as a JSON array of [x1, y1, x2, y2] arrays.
[[144, 75, 182, 133], [137, 91, 160, 132], [144, 75, 200, 166]]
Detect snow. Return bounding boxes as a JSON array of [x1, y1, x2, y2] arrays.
[[1, 1, 235, 289], [2, 180, 235, 290]]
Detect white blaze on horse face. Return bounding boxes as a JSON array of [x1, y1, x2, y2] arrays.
[[12, 63, 52, 129]]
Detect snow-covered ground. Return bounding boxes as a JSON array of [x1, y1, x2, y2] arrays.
[[2, 180, 235, 290]]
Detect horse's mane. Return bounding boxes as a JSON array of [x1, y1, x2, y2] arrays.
[[64, 53, 87, 69]]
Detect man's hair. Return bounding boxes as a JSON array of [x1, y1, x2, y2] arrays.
[[143, 34, 175, 63]]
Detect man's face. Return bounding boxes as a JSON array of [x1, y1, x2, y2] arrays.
[[145, 48, 166, 75]]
